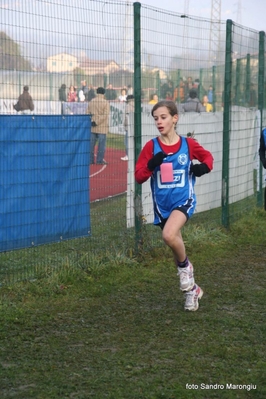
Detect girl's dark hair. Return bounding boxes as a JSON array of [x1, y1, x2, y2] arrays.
[[151, 100, 178, 117]]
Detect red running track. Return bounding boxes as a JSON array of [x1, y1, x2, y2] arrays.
[[89, 147, 128, 202]]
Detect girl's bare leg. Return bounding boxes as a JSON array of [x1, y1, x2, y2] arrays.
[[162, 210, 187, 262], [162, 210, 195, 292]]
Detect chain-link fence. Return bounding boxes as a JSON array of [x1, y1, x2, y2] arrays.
[[0, 0, 265, 284]]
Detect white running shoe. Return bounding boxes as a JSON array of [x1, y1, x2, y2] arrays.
[[177, 261, 195, 292], [121, 155, 128, 161], [184, 284, 203, 311]]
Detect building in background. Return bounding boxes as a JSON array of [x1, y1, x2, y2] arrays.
[[79, 59, 120, 76], [47, 53, 78, 73]]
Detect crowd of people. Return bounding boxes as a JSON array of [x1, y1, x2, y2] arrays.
[[146, 80, 215, 113], [58, 81, 134, 104], [59, 81, 96, 103], [57, 76, 258, 112], [156, 78, 215, 113], [14, 75, 257, 115]]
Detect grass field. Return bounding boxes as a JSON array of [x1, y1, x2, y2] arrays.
[[1, 208, 266, 398]]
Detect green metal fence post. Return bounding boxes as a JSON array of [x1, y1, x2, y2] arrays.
[[103, 73, 107, 89], [235, 59, 241, 105], [245, 53, 251, 106], [134, 2, 143, 251], [257, 31, 265, 207], [156, 70, 160, 97], [199, 68, 203, 100], [212, 66, 216, 112], [176, 69, 181, 103], [222, 19, 233, 228]]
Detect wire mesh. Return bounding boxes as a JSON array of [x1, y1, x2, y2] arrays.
[[227, 23, 261, 222], [0, 0, 265, 284]]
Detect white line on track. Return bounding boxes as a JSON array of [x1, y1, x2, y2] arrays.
[[89, 160, 107, 177]]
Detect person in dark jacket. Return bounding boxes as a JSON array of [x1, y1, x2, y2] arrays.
[[87, 84, 96, 102], [105, 84, 117, 101], [17, 86, 34, 114], [179, 89, 206, 113], [58, 84, 67, 102]]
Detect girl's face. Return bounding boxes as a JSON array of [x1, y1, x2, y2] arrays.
[[153, 106, 178, 135]]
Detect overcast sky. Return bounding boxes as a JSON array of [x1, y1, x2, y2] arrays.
[[139, 0, 265, 32]]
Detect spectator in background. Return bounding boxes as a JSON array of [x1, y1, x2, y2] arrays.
[[105, 84, 117, 101], [118, 88, 127, 102], [127, 84, 133, 95], [173, 78, 185, 103], [201, 95, 213, 112], [17, 85, 34, 114], [78, 80, 88, 102], [180, 89, 206, 113], [184, 76, 193, 100], [160, 80, 174, 100], [193, 78, 200, 94], [121, 94, 134, 161], [207, 85, 213, 104], [79, 91, 85, 102], [86, 87, 110, 165], [165, 91, 173, 101], [67, 85, 78, 102], [58, 84, 67, 102], [87, 84, 96, 102], [160, 82, 168, 99], [194, 78, 206, 100], [149, 93, 159, 104]]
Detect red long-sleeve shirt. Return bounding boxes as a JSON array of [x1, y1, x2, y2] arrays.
[[135, 136, 213, 184]]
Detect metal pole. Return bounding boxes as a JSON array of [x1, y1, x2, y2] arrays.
[[133, 2, 143, 251], [222, 19, 233, 228], [257, 31, 265, 207]]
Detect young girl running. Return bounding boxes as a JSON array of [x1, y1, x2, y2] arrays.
[[135, 101, 214, 311]]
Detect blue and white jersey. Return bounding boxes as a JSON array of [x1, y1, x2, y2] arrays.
[[262, 128, 266, 147], [150, 136, 196, 224]]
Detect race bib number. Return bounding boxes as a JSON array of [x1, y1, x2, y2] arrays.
[[160, 163, 174, 183]]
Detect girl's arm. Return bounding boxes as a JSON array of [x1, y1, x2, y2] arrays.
[[187, 137, 214, 171], [259, 132, 266, 168], [135, 140, 154, 184]]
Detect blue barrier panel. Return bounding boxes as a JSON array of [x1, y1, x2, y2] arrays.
[[0, 114, 91, 252]]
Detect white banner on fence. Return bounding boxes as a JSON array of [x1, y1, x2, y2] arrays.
[[0, 99, 62, 115], [1, 99, 126, 134], [127, 106, 261, 228]]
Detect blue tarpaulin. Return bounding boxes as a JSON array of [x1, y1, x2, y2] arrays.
[[0, 115, 91, 252]]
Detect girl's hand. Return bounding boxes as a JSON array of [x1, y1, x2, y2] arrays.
[[190, 163, 210, 177], [147, 152, 167, 171]]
